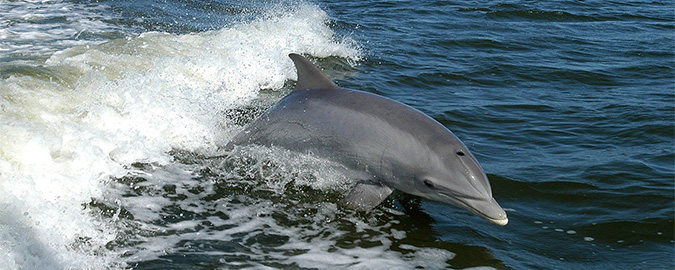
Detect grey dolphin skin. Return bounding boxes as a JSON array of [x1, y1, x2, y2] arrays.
[[228, 53, 508, 226]]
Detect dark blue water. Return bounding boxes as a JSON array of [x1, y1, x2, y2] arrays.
[[326, 1, 674, 269], [0, 0, 672, 269]]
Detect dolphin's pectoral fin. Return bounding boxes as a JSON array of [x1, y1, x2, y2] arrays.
[[340, 181, 393, 212]]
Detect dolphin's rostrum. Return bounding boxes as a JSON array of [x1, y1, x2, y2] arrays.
[[228, 53, 508, 226]]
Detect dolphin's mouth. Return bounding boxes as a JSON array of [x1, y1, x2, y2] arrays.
[[488, 215, 509, 226], [439, 193, 509, 226]]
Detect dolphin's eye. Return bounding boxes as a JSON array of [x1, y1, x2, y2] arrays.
[[423, 179, 435, 189], [456, 151, 465, 156]]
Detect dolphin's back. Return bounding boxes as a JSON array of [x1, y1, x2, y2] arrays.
[[229, 85, 459, 179]]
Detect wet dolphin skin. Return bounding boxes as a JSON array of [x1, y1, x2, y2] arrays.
[[228, 54, 508, 226]]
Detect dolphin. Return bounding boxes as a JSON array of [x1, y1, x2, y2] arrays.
[[227, 53, 508, 226]]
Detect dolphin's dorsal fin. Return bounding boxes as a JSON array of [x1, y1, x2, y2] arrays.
[[289, 53, 337, 91]]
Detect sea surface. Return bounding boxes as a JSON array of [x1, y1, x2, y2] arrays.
[[0, 0, 673, 269]]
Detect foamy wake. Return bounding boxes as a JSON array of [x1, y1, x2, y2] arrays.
[[0, 2, 360, 269], [0, 0, 122, 61]]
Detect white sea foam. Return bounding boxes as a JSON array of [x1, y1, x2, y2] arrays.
[[0, 2, 360, 269], [0, 0, 122, 61], [110, 159, 459, 269]]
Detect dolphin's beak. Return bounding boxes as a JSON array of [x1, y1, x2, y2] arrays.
[[440, 193, 509, 226], [472, 197, 509, 226]]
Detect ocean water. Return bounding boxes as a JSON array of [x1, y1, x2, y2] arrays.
[[0, 0, 672, 269]]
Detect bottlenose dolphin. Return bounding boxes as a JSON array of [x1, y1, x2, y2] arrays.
[[227, 53, 508, 226]]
